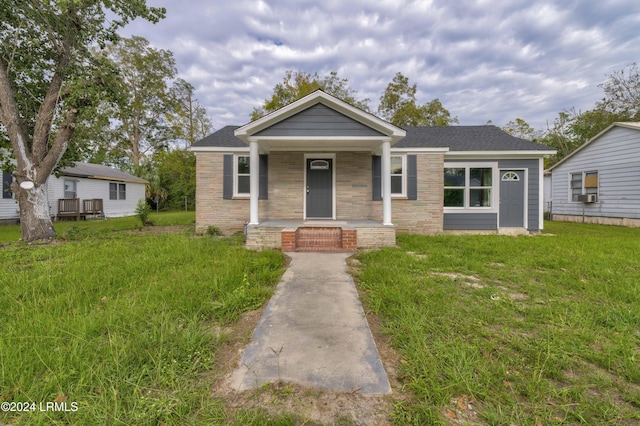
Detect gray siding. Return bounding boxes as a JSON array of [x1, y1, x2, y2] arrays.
[[499, 159, 540, 230], [255, 103, 384, 137], [443, 158, 541, 231], [444, 213, 497, 230], [551, 126, 640, 219]]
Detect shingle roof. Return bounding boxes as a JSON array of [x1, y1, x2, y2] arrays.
[[397, 125, 552, 151], [59, 162, 148, 183], [192, 124, 553, 151], [192, 125, 244, 148]]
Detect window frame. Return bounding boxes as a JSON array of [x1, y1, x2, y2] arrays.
[[443, 162, 497, 212], [234, 154, 251, 198], [109, 182, 126, 201], [569, 170, 599, 202], [389, 154, 406, 198]]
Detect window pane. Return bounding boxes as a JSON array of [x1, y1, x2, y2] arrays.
[[444, 168, 465, 187], [238, 156, 250, 174], [238, 176, 250, 194], [470, 189, 491, 207], [470, 168, 492, 186], [109, 183, 117, 200], [119, 183, 126, 200], [391, 175, 402, 194], [391, 156, 403, 174], [444, 189, 464, 207], [571, 173, 582, 201]]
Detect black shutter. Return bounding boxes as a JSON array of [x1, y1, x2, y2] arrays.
[[259, 154, 268, 200], [2, 171, 12, 199], [372, 156, 382, 201], [223, 154, 233, 200], [407, 155, 417, 200]]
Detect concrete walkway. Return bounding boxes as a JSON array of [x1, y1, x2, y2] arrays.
[[229, 252, 391, 394]]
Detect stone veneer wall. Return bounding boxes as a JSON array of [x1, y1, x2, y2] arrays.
[[195, 152, 263, 234], [196, 151, 444, 235], [392, 153, 444, 234]]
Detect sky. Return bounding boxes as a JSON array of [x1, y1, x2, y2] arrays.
[[120, 0, 640, 133]]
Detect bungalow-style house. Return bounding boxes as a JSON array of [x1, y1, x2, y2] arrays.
[[191, 91, 554, 250], [547, 122, 640, 227], [0, 162, 147, 223]]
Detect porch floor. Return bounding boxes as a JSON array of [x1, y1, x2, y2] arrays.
[[257, 219, 390, 229], [246, 220, 396, 251]]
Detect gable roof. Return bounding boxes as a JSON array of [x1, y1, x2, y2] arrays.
[[59, 162, 148, 184], [192, 124, 553, 152], [547, 122, 640, 171], [234, 90, 405, 144]]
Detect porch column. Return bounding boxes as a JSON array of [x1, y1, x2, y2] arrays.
[[249, 140, 259, 225], [382, 140, 392, 225]]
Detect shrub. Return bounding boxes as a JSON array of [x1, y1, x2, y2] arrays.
[[135, 199, 152, 226]]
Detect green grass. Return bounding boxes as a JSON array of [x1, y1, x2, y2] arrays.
[[355, 221, 640, 425], [0, 213, 287, 425], [0, 211, 195, 244]]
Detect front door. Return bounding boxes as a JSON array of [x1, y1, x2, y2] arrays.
[[306, 159, 333, 218], [499, 170, 525, 227]]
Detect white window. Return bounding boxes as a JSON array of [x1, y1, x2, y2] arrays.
[[234, 155, 250, 197], [444, 164, 495, 209], [64, 179, 77, 199], [109, 182, 126, 200], [570, 171, 598, 202], [390, 155, 406, 197]]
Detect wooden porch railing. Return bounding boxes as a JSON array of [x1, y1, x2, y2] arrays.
[[57, 198, 104, 220]]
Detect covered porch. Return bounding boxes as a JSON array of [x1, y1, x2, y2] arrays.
[[245, 219, 396, 252]]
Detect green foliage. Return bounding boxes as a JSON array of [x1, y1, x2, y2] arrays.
[[156, 149, 196, 210], [135, 199, 151, 226], [355, 222, 640, 424], [0, 1, 165, 241], [206, 225, 221, 236], [502, 117, 540, 140], [170, 78, 213, 146], [0, 230, 284, 424], [378, 72, 458, 126], [250, 70, 370, 120]]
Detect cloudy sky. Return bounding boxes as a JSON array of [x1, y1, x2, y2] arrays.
[[121, 0, 640, 133]]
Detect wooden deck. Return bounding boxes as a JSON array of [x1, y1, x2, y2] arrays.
[[57, 198, 104, 220]]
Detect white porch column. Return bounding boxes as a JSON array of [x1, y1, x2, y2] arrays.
[[382, 140, 392, 225], [249, 140, 259, 225]]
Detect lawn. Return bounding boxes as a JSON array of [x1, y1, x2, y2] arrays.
[[355, 221, 640, 425], [0, 212, 287, 425], [1, 217, 639, 425]]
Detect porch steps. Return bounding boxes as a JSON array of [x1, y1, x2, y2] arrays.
[[282, 227, 357, 252]]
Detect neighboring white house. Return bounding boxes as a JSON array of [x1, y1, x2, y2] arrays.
[[1, 162, 148, 223], [547, 122, 640, 227]]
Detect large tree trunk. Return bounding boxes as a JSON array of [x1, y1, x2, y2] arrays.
[[16, 184, 56, 241]]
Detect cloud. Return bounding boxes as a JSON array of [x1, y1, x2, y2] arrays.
[[120, 0, 640, 131]]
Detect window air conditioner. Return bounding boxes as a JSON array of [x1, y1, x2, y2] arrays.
[[587, 194, 597, 203]]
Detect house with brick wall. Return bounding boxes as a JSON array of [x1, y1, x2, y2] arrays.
[[191, 91, 554, 251]]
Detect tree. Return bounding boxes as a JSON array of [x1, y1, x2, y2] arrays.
[[170, 79, 213, 147], [502, 118, 539, 140], [378, 72, 458, 126], [98, 36, 178, 168], [599, 62, 640, 119], [0, 1, 165, 241], [155, 149, 195, 210], [250, 70, 370, 120]]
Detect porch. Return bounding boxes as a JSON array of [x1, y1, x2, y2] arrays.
[[245, 220, 395, 252]]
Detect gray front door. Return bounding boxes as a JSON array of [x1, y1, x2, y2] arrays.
[[500, 170, 525, 227], [306, 159, 333, 218]]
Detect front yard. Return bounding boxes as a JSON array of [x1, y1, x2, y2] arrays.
[[355, 221, 640, 424], [0, 216, 638, 424]]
